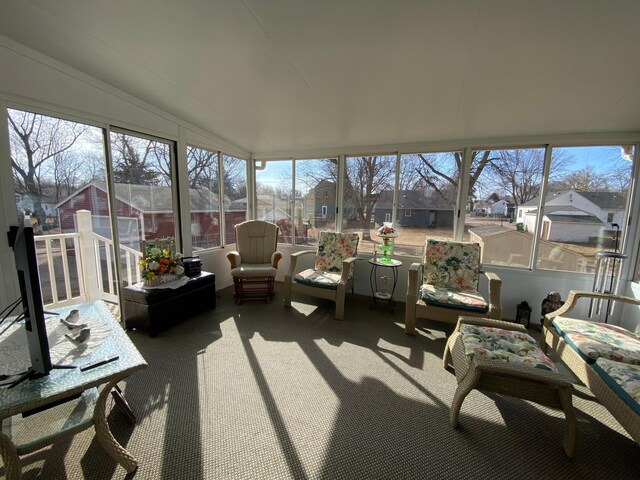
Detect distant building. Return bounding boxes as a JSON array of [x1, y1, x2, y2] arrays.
[[15, 193, 59, 231], [56, 182, 246, 249], [373, 189, 455, 228], [303, 180, 337, 228], [515, 190, 625, 243], [487, 199, 515, 217]]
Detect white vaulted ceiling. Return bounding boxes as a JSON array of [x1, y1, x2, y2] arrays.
[[1, 0, 640, 155]]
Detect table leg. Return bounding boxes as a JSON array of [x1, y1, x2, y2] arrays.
[[0, 430, 22, 480], [93, 380, 139, 473], [369, 264, 377, 309]]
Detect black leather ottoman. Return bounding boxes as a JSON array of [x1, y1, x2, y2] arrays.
[[123, 271, 216, 337]]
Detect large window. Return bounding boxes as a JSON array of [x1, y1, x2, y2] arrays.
[[255, 160, 293, 244], [535, 145, 634, 273], [294, 158, 337, 246], [187, 146, 220, 249], [394, 152, 460, 256], [222, 155, 247, 245], [110, 131, 177, 251], [343, 155, 396, 256], [7, 108, 110, 304], [465, 147, 546, 268]]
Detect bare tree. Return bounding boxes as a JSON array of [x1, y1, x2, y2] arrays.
[[554, 165, 609, 192], [8, 109, 86, 226], [111, 133, 166, 185], [413, 151, 498, 210], [187, 147, 217, 189], [294, 156, 395, 239], [222, 155, 247, 199], [344, 156, 395, 239], [486, 149, 545, 206]]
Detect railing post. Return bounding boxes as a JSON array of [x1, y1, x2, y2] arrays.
[[76, 210, 100, 301]]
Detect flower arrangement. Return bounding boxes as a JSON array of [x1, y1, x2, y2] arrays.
[[139, 239, 185, 287], [376, 222, 397, 238]]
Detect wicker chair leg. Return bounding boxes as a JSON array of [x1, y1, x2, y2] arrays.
[[558, 386, 578, 458], [0, 430, 22, 480], [450, 367, 481, 428], [442, 337, 453, 369], [94, 380, 139, 473]]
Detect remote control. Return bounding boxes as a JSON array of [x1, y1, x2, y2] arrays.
[[80, 355, 120, 372]]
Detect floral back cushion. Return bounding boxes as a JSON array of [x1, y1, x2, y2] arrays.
[[423, 239, 480, 290], [314, 232, 359, 277]]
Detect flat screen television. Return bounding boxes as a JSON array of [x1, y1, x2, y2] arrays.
[[9, 224, 52, 377]]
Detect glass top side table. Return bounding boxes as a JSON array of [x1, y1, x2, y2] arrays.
[[368, 257, 402, 313]]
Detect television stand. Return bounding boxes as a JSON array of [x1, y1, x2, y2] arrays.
[[8, 363, 76, 389]]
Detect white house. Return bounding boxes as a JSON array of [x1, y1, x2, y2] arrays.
[[488, 199, 509, 216], [516, 191, 625, 243]]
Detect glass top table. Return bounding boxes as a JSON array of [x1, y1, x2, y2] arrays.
[[0, 301, 147, 479]]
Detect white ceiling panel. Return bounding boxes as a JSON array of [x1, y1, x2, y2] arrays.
[[0, 0, 639, 155]]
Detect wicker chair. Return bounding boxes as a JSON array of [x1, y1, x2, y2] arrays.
[[227, 220, 282, 304], [405, 239, 502, 335], [284, 231, 359, 320]]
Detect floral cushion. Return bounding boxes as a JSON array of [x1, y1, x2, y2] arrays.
[[593, 357, 640, 415], [552, 317, 640, 365], [420, 284, 488, 313], [423, 239, 480, 290], [294, 269, 341, 290], [460, 324, 558, 372], [314, 232, 359, 279]]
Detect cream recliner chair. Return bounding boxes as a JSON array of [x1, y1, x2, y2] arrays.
[[227, 220, 282, 304]]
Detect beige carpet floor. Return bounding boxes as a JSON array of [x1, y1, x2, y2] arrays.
[[3, 285, 638, 479]]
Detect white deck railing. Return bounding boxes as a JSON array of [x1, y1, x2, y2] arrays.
[[36, 210, 143, 309]]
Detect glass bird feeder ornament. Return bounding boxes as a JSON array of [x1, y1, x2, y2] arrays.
[[376, 222, 398, 263]]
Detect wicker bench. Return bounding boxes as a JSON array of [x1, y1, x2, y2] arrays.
[[543, 290, 640, 445], [443, 316, 577, 457]]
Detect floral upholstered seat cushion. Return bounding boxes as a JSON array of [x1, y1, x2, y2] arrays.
[[420, 284, 488, 313], [294, 269, 341, 290], [314, 232, 359, 278], [460, 324, 558, 372], [552, 317, 640, 365], [423, 239, 480, 290], [593, 357, 640, 415]]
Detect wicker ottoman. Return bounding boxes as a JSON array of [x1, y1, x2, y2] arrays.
[[443, 316, 577, 457]]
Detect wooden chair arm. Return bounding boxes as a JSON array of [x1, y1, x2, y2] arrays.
[[407, 261, 422, 294], [272, 251, 283, 269], [227, 251, 240, 269], [339, 257, 359, 283], [286, 250, 315, 278], [483, 271, 502, 319]]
